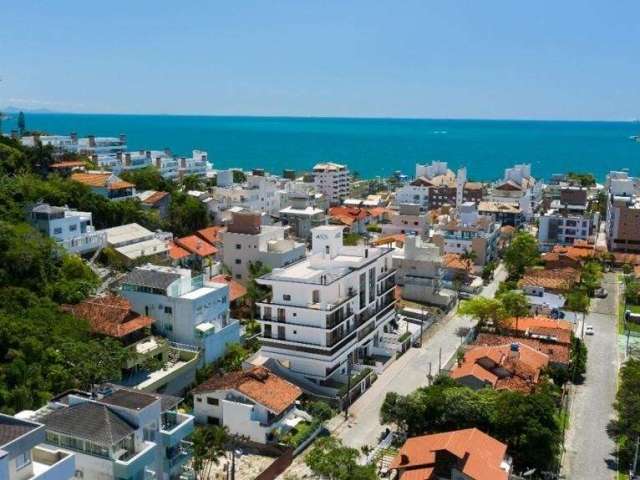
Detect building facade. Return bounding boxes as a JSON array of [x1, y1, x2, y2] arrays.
[[312, 163, 350, 206], [605, 171, 640, 253]]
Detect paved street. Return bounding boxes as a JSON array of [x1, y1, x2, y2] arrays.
[[562, 272, 620, 480], [332, 264, 507, 449]]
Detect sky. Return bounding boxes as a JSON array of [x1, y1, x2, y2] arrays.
[[1, 0, 639, 120]]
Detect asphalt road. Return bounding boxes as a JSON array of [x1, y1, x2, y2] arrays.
[[562, 272, 620, 480], [332, 264, 507, 449]]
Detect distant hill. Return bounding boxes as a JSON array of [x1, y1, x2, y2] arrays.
[[1, 106, 58, 114]]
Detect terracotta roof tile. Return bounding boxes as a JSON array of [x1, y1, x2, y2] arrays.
[[65, 296, 154, 338], [518, 267, 579, 292], [209, 275, 247, 302], [168, 242, 191, 260], [50, 160, 86, 169], [442, 253, 468, 271], [371, 234, 405, 247], [196, 226, 225, 245], [475, 333, 570, 364], [175, 235, 217, 257], [390, 428, 509, 480], [141, 191, 169, 205], [71, 172, 111, 187], [193, 367, 302, 415]]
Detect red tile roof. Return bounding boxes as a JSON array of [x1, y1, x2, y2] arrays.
[[329, 206, 370, 222], [50, 160, 86, 169], [475, 333, 570, 365], [65, 296, 154, 338], [518, 267, 579, 293], [370, 234, 405, 247], [367, 207, 388, 217], [175, 235, 217, 258], [140, 191, 169, 206], [507, 316, 572, 344], [209, 274, 247, 302], [390, 428, 509, 480], [70, 172, 134, 190], [168, 242, 191, 260], [196, 226, 225, 245], [193, 367, 302, 414], [442, 253, 468, 271]]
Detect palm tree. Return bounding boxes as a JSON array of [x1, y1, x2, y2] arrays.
[[460, 249, 477, 273], [192, 425, 229, 479]]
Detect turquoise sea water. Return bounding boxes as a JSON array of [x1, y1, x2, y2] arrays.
[[3, 113, 639, 181]]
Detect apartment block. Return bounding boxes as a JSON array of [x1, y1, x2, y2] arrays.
[[221, 211, 306, 283], [18, 385, 194, 480], [312, 162, 350, 206], [407, 163, 483, 210], [0, 414, 75, 480], [21, 133, 127, 157], [30, 203, 107, 255], [255, 226, 398, 386], [120, 264, 240, 365], [212, 173, 282, 215], [605, 171, 640, 253], [382, 203, 429, 237]]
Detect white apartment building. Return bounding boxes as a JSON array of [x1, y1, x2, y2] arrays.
[[120, 264, 240, 364], [255, 226, 398, 386], [192, 367, 309, 444], [431, 202, 501, 266], [18, 385, 194, 480], [393, 235, 455, 308], [415, 161, 450, 179], [394, 184, 430, 211], [30, 203, 107, 255], [381, 203, 430, 237], [489, 163, 543, 213], [0, 414, 75, 480], [92, 149, 211, 180], [222, 211, 306, 283], [21, 133, 127, 157], [605, 171, 640, 252], [212, 173, 282, 215], [312, 163, 350, 206]]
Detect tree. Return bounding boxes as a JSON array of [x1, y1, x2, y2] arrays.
[[460, 248, 477, 272], [503, 232, 540, 279], [181, 174, 204, 192], [580, 260, 603, 296], [192, 425, 228, 480], [307, 400, 335, 422], [565, 289, 590, 327], [611, 359, 640, 468], [245, 261, 272, 319], [232, 169, 246, 183], [482, 260, 497, 282], [168, 191, 210, 237], [499, 290, 530, 334], [567, 172, 596, 187], [570, 336, 588, 382], [17, 111, 26, 135], [305, 436, 377, 480], [120, 166, 173, 192], [458, 297, 506, 331]]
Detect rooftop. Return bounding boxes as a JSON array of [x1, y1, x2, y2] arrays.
[[193, 367, 302, 415], [65, 296, 154, 338], [518, 267, 580, 293], [209, 274, 247, 302], [196, 226, 225, 244], [101, 223, 154, 246], [100, 389, 159, 411], [475, 333, 570, 365], [121, 267, 181, 291], [176, 235, 217, 257], [0, 415, 40, 447]]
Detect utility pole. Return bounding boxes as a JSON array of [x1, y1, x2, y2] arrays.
[[427, 362, 433, 386], [438, 347, 442, 373], [344, 356, 352, 420], [633, 435, 640, 477]]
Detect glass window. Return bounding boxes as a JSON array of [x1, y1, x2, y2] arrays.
[[283, 294, 291, 301], [16, 451, 31, 470], [235, 259, 241, 265], [207, 397, 219, 406], [53, 227, 63, 235], [164, 306, 172, 314]]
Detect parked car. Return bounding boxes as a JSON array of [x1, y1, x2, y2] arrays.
[[459, 291, 474, 300], [585, 325, 595, 335], [593, 287, 608, 298]]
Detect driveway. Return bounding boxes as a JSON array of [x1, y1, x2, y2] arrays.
[[562, 272, 620, 479], [331, 264, 507, 449]]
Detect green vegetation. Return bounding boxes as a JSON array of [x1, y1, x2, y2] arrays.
[[398, 331, 412, 343], [503, 231, 540, 279], [307, 400, 335, 422], [567, 172, 597, 187], [192, 425, 228, 479], [610, 359, 640, 471], [380, 376, 562, 472], [458, 297, 507, 331], [232, 169, 247, 183], [498, 290, 530, 330], [570, 336, 588, 382], [195, 340, 260, 383], [481, 260, 497, 281], [366, 223, 381, 233], [305, 436, 377, 480], [339, 367, 373, 395], [343, 232, 363, 246]]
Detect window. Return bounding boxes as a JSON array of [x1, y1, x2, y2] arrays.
[[236, 274, 242, 280], [235, 259, 242, 265], [196, 397, 202, 402], [69, 224, 77, 231], [207, 397, 219, 406], [235, 244, 241, 250], [16, 452, 31, 470], [207, 416, 220, 426], [283, 294, 291, 301], [164, 306, 172, 314], [53, 227, 63, 235]]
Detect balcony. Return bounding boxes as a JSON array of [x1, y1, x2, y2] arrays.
[[165, 440, 193, 472], [113, 441, 157, 480], [160, 411, 195, 447], [31, 446, 76, 480]]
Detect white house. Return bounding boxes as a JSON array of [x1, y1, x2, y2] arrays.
[[255, 225, 398, 386], [30, 203, 107, 255], [312, 162, 350, 206], [381, 203, 429, 237], [192, 367, 310, 444], [17, 385, 194, 480], [120, 264, 240, 364], [0, 414, 75, 480]]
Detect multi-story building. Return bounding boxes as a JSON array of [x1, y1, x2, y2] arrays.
[[99, 223, 171, 263], [120, 264, 240, 364], [312, 162, 350, 206], [21, 133, 127, 157], [212, 173, 282, 215], [29, 203, 107, 254], [605, 171, 640, 253], [0, 414, 75, 480], [221, 211, 306, 283], [489, 163, 542, 214], [405, 164, 483, 210], [18, 385, 194, 480], [392, 234, 455, 308], [255, 226, 398, 386], [382, 203, 429, 236], [431, 202, 501, 266], [538, 186, 598, 251]]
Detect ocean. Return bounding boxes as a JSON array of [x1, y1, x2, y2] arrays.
[[2, 113, 639, 181]]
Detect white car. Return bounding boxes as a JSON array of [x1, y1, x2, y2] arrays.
[[585, 325, 595, 335]]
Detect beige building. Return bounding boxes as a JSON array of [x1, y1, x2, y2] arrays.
[[606, 171, 640, 253], [222, 211, 306, 283], [312, 162, 350, 206]]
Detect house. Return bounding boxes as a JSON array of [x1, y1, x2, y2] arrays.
[[505, 316, 573, 344], [389, 428, 512, 480], [489, 164, 541, 210], [409, 163, 484, 210], [450, 343, 549, 393], [120, 264, 240, 365], [605, 171, 640, 252], [137, 190, 171, 220], [0, 414, 75, 480], [382, 203, 429, 237], [312, 162, 350, 206], [254, 225, 398, 388], [518, 267, 580, 294], [475, 333, 570, 368], [49, 159, 87, 175], [209, 274, 248, 307], [192, 367, 309, 444], [18, 385, 194, 480], [175, 235, 218, 272], [100, 223, 171, 262], [431, 202, 501, 266], [392, 234, 456, 308], [279, 205, 326, 240], [70, 171, 136, 200], [29, 203, 107, 255], [477, 200, 525, 228], [328, 206, 371, 234], [221, 211, 306, 283]]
